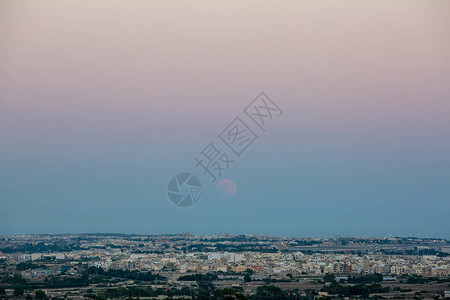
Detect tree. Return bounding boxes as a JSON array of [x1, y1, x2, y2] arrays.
[[219, 287, 236, 299], [2, 273, 27, 284], [0, 287, 5, 295], [243, 274, 251, 282], [36, 289, 47, 299], [16, 261, 40, 270], [14, 287, 25, 297], [25, 294, 33, 300], [323, 273, 336, 282], [256, 285, 283, 298]]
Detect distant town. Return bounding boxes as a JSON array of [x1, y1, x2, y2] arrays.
[[0, 234, 449, 299]]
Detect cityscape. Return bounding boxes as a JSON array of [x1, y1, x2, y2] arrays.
[[0, 234, 449, 299], [2, 0, 450, 299]]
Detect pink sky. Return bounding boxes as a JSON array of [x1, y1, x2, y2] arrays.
[[1, 1, 449, 236]]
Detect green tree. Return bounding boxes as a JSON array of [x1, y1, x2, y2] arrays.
[[14, 287, 25, 297], [16, 261, 40, 270], [323, 273, 336, 282], [256, 285, 283, 298], [36, 289, 47, 299], [219, 287, 236, 299]]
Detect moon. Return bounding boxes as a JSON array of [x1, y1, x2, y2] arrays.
[[216, 179, 237, 197]]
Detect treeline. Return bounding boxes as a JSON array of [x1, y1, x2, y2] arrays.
[[1, 274, 28, 285], [84, 266, 166, 282], [0, 267, 166, 290], [183, 243, 278, 253], [92, 286, 193, 299], [16, 261, 44, 270], [92, 285, 315, 300], [404, 274, 450, 284], [1, 273, 89, 289], [178, 273, 218, 282], [0, 242, 84, 253], [347, 273, 383, 284], [323, 273, 383, 284], [380, 248, 448, 257], [320, 273, 390, 298], [321, 282, 390, 297]]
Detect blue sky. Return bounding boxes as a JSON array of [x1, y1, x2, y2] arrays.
[[1, 0, 449, 238]]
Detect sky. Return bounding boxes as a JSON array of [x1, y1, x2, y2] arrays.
[[1, 0, 449, 238]]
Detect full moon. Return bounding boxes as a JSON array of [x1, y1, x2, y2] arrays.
[[216, 179, 237, 197]]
